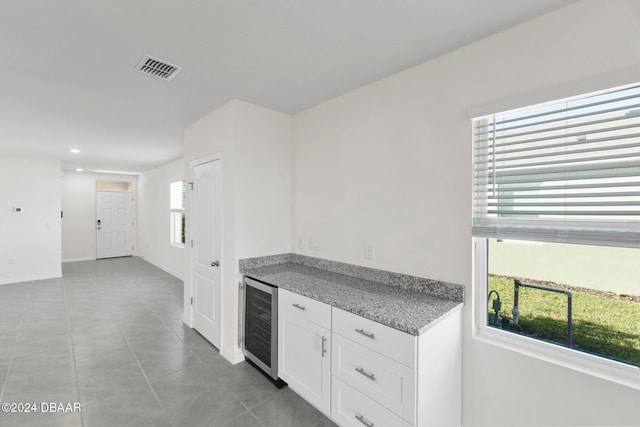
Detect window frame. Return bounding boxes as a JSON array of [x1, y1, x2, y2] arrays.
[[473, 237, 640, 390], [170, 180, 186, 248], [470, 74, 640, 389]]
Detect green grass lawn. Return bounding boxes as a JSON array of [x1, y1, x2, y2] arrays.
[[488, 275, 640, 367]]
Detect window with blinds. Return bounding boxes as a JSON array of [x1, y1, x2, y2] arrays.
[[472, 83, 640, 247], [170, 180, 186, 246], [170, 180, 186, 211]]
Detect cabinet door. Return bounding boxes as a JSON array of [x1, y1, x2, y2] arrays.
[[278, 310, 331, 414]]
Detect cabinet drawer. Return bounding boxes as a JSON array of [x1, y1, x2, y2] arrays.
[[332, 308, 416, 367], [279, 289, 331, 329], [332, 377, 413, 427], [332, 333, 416, 423]]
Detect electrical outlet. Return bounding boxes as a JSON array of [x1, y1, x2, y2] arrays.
[[297, 236, 305, 250], [364, 243, 374, 260]]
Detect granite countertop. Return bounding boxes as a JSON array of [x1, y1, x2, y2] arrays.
[[241, 257, 463, 336]]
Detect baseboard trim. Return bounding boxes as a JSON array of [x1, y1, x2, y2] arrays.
[[62, 257, 96, 263], [138, 256, 183, 281], [0, 273, 62, 286], [182, 314, 193, 328], [221, 347, 245, 365]]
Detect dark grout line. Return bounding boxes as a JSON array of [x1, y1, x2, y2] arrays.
[[3, 258, 314, 427], [222, 409, 269, 427], [0, 281, 32, 404], [61, 273, 86, 427], [103, 291, 177, 427], [135, 274, 291, 426], [61, 262, 179, 427]]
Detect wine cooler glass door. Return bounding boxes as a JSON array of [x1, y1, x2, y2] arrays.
[[244, 277, 278, 379]]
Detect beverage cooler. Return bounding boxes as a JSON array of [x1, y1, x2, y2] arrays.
[[243, 276, 285, 387]]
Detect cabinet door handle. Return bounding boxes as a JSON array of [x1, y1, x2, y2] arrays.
[[292, 303, 306, 311], [355, 367, 376, 381], [355, 328, 375, 339], [355, 414, 374, 427], [321, 336, 327, 357]]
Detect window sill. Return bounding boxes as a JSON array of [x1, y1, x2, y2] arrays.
[[171, 243, 185, 249], [473, 237, 639, 390], [473, 323, 640, 390]]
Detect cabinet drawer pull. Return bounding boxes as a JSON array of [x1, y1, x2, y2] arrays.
[[321, 336, 327, 357], [355, 414, 374, 427], [292, 303, 306, 311], [355, 328, 375, 339], [355, 367, 376, 381]]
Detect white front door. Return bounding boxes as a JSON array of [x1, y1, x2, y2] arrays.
[[96, 191, 134, 259], [191, 159, 222, 349]]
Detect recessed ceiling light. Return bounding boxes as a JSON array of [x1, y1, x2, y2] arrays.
[[76, 168, 84, 172], [69, 148, 81, 154]]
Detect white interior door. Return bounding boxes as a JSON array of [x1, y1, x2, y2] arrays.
[[96, 191, 134, 259], [191, 159, 222, 349]]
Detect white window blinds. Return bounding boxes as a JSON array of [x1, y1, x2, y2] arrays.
[[472, 83, 640, 248], [170, 181, 185, 211]]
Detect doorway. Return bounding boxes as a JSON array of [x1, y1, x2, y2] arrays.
[[191, 157, 222, 349], [96, 190, 134, 259]]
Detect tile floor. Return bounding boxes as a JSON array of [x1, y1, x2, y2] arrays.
[[0, 257, 337, 427]]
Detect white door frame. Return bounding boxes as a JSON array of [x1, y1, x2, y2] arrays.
[[188, 153, 223, 346], [95, 190, 135, 259], [94, 177, 136, 259]]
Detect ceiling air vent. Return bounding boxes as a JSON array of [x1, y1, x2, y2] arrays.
[[135, 55, 182, 81]]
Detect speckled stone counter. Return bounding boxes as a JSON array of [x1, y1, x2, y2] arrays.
[[240, 254, 464, 336]]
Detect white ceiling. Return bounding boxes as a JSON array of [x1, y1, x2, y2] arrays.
[[0, 0, 575, 174]]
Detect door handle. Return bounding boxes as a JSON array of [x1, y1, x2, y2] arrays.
[[211, 260, 219, 267]]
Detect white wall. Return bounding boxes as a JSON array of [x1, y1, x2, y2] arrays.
[[137, 158, 185, 279], [61, 170, 137, 262], [184, 100, 292, 361], [0, 155, 61, 284], [234, 101, 293, 260], [489, 240, 640, 295], [292, 1, 640, 426]]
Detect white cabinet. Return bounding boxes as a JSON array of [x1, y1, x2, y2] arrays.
[[332, 307, 462, 427], [277, 288, 462, 427], [278, 289, 331, 414]]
